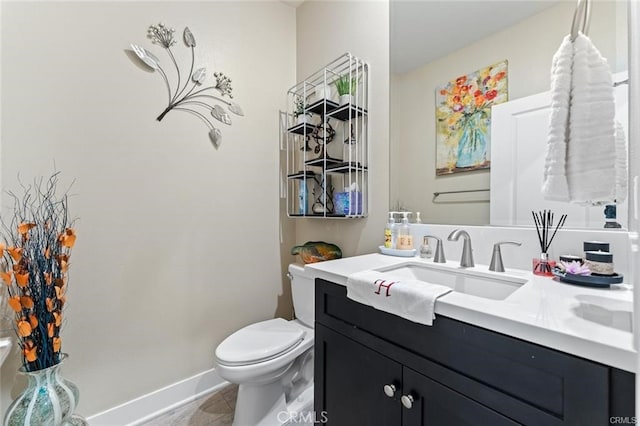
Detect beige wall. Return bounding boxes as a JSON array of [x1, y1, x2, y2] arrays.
[[390, 0, 626, 225], [294, 0, 390, 257], [1, 1, 296, 415]]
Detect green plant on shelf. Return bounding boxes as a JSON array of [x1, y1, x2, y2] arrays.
[[293, 95, 311, 119], [334, 74, 359, 96]]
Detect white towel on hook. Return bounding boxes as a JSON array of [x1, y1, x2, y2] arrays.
[[542, 34, 573, 201], [614, 121, 628, 203], [542, 32, 618, 205]]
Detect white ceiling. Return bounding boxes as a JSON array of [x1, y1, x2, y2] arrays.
[[391, 0, 561, 74]]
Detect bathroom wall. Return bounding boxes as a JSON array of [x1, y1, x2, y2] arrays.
[[294, 0, 390, 257], [391, 0, 627, 225], [1, 1, 296, 416]]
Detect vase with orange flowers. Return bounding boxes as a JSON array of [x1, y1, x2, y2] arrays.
[[436, 61, 508, 173], [1, 174, 85, 426]]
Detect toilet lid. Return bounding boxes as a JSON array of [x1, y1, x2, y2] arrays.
[[216, 318, 305, 365]]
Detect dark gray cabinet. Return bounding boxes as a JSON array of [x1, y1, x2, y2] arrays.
[[314, 278, 635, 425]]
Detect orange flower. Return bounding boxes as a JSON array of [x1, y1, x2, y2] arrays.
[[455, 76, 467, 86], [475, 95, 485, 107], [56, 254, 69, 272], [15, 272, 29, 288], [495, 71, 506, 81], [53, 337, 61, 353], [485, 89, 498, 101], [18, 223, 36, 235], [48, 323, 55, 338], [59, 228, 76, 248], [1, 271, 12, 285], [8, 296, 22, 312], [17, 320, 32, 337], [20, 296, 34, 309], [460, 85, 469, 95], [8, 247, 22, 262], [29, 315, 38, 329], [24, 340, 37, 362], [53, 311, 62, 327], [439, 89, 448, 96], [55, 285, 66, 304]]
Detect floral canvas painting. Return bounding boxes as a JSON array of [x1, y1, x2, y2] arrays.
[[435, 61, 508, 175]]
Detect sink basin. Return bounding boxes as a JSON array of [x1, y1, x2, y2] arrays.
[[376, 262, 527, 300]]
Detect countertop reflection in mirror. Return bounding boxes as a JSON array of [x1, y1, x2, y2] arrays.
[[390, 0, 628, 228]]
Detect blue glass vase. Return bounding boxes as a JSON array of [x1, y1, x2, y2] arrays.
[[4, 354, 80, 426], [456, 113, 487, 168]]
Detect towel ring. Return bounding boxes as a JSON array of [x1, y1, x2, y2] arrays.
[[570, 0, 591, 41]]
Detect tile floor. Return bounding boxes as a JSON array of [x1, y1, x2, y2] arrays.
[[140, 384, 237, 426]]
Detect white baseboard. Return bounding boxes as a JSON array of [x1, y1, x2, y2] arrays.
[[87, 368, 228, 426]]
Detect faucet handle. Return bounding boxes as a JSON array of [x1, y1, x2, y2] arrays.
[[489, 241, 522, 272], [423, 235, 446, 263]]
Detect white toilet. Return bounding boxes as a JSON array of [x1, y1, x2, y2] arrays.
[[215, 264, 315, 426]]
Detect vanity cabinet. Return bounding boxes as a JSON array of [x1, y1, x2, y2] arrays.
[[283, 52, 369, 218], [314, 279, 635, 425]]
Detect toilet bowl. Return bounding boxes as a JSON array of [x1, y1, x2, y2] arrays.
[[215, 264, 315, 426]]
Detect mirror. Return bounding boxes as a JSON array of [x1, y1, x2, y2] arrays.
[[390, 0, 629, 228]]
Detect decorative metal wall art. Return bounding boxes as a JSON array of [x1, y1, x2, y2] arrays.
[[129, 23, 243, 148]]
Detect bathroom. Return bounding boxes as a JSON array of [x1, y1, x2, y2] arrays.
[[0, 0, 637, 424]]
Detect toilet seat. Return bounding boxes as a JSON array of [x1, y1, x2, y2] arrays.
[[216, 318, 305, 366]]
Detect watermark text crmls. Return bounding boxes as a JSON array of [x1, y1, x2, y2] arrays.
[[277, 410, 328, 424], [611, 417, 637, 424]]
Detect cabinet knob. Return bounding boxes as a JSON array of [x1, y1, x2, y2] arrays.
[[401, 394, 415, 409], [383, 384, 396, 398]]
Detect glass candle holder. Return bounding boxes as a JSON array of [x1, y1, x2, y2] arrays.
[[533, 253, 556, 276]]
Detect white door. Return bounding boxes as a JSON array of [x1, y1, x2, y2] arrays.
[[490, 75, 629, 229]]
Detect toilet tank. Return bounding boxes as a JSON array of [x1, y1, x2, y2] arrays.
[[288, 264, 315, 328]]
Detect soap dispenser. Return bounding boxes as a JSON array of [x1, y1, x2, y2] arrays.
[[397, 212, 414, 250], [384, 212, 396, 249]]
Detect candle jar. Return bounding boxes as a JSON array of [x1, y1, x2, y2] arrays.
[[533, 253, 556, 276]]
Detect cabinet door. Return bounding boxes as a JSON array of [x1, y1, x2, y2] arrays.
[[315, 324, 402, 425], [402, 367, 520, 426]]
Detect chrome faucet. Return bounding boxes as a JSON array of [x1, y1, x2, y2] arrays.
[[489, 241, 522, 272], [447, 229, 474, 267]]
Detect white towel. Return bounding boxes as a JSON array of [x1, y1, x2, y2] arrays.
[[542, 32, 620, 205], [346, 270, 452, 326], [542, 34, 573, 201], [614, 121, 628, 203]]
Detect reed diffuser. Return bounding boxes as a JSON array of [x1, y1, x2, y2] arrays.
[[531, 210, 567, 276]]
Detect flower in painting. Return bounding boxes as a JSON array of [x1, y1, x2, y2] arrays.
[[436, 61, 508, 172]]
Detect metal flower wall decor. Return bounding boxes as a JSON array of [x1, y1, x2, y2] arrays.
[[130, 23, 244, 148]]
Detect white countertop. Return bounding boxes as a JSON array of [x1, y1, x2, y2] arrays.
[[306, 253, 636, 373]]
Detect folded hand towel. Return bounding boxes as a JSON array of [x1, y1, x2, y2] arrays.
[[346, 270, 452, 326], [543, 32, 619, 205]]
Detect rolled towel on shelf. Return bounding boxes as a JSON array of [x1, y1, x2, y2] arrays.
[[346, 270, 452, 326]]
